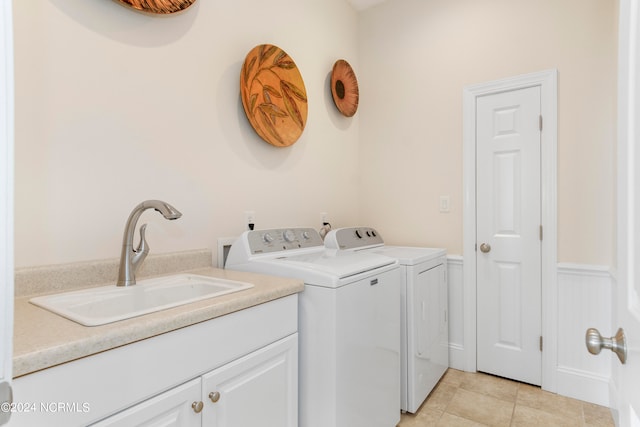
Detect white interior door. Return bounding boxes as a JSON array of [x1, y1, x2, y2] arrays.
[[476, 86, 542, 386], [614, 1, 640, 424], [0, 1, 14, 425]]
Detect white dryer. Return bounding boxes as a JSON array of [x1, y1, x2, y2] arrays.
[[325, 226, 448, 413], [225, 227, 401, 427]]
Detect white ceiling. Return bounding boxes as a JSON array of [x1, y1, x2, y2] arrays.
[[346, 0, 388, 11]]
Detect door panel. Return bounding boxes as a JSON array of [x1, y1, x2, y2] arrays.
[[616, 1, 640, 423], [0, 2, 13, 425], [476, 86, 542, 385]]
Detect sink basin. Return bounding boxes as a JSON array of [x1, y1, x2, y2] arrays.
[[29, 274, 254, 326]]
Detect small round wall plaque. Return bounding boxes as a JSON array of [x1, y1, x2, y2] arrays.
[[330, 59, 359, 117]]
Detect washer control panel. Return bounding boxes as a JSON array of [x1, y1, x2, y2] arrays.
[[325, 227, 384, 250], [246, 227, 324, 254]]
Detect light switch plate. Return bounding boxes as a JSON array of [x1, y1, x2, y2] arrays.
[[439, 196, 450, 213]]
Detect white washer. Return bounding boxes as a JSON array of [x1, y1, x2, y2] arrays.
[[325, 226, 448, 413], [225, 227, 401, 427]]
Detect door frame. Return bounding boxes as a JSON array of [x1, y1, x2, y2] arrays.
[[0, 0, 14, 421], [462, 69, 558, 392]]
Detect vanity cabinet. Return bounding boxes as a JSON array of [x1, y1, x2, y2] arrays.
[[91, 334, 297, 427], [11, 294, 298, 427]]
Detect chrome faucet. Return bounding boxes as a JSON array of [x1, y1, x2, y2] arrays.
[[117, 200, 182, 286]]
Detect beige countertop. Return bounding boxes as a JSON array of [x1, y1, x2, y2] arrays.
[[13, 267, 304, 378]]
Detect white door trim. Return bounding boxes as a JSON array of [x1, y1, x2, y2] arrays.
[[463, 69, 558, 392], [0, 0, 14, 421]]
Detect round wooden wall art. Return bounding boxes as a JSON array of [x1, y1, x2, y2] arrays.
[[240, 44, 308, 147], [113, 0, 196, 14], [330, 59, 359, 117]]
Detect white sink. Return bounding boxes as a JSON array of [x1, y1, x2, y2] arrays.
[[29, 274, 254, 326]]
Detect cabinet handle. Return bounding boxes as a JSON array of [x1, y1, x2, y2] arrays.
[[209, 391, 221, 403], [192, 401, 204, 413]]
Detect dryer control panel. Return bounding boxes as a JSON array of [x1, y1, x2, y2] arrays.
[[246, 227, 324, 254], [325, 227, 385, 250]]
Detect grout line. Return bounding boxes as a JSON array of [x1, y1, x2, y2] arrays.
[[509, 383, 521, 427]]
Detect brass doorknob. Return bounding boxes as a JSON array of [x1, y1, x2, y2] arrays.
[[480, 243, 491, 253]]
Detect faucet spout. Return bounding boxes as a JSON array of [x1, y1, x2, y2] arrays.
[[117, 200, 182, 287]]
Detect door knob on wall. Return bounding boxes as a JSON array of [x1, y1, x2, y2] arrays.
[[479, 243, 491, 253], [585, 327, 627, 364]]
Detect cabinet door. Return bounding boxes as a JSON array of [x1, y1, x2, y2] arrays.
[[90, 378, 202, 427], [202, 334, 298, 427]]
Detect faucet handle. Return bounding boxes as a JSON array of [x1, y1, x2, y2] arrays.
[[131, 224, 150, 270], [135, 224, 149, 254]]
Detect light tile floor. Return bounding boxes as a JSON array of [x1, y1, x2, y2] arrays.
[[398, 369, 615, 427]]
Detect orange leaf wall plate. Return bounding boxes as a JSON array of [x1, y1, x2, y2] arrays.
[[240, 44, 308, 147], [330, 59, 359, 117], [113, 0, 196, 14]]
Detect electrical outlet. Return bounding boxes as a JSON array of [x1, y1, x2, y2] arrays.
[[244, 211, 255, 229], [321, 212, 329, 224]]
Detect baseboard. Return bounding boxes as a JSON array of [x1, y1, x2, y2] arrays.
[[448, 343, 466, 371], [556, 366, 611, 407]]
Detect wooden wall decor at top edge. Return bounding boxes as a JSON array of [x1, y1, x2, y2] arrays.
[[240, 44, 309, 147], [113, 0, 196, 14], [331, 59, 359, 117]]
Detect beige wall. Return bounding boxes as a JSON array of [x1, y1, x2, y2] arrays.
[[358, 0, 617, 265], [13, 0, 361, 267], [14, 0, 618, 268]]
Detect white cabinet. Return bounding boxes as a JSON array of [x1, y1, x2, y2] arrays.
[[11, 294, 298, 427], [92, 335, 297, 427], [201, 334, 297, 427], [91, 379, 202, 427]]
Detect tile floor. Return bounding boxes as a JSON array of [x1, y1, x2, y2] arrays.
[[397, 369, 615, 427]]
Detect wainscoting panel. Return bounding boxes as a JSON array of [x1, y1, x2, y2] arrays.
[[446, 258, 613, 406], [556, 263, 612, 406]]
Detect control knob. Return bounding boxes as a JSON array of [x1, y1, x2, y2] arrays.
[[283, 229, 296, 242], [262, 233, 274, 244]]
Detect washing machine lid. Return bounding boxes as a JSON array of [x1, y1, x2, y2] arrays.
[[237, 250, 397, 287], [278, 250, 395, 277], [371, 246, 446, 266]]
